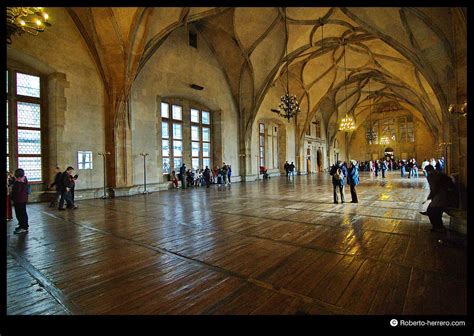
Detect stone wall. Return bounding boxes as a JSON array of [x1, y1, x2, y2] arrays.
[[7, 7, 106, 199], [131, 26, 239, 184]]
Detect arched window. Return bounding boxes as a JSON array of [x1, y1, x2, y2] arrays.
[[6, 69, 44, 182]]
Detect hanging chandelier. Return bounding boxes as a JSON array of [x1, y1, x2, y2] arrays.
[[272, 7, 301, 122], [6, 7, 51, 44], [339, 43, 356, 132]]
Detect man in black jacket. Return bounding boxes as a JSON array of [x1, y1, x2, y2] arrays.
[[179, 163, 187, 189], [49, 166, 62, 208], [58, 166, 76, 210]]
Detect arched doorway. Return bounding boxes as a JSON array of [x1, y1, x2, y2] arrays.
[[384, 147, 394, 160], [317, 149, 322, 172]]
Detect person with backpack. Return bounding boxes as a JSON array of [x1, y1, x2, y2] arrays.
[[347, 160, 359, 203], [419, 165, 458, 232], [11, 168, 30, 234], [330, 160, 347, 204]]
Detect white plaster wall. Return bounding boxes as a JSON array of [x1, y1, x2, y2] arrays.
[[131, 26, 239, 183], [7, 7, 106, 191]]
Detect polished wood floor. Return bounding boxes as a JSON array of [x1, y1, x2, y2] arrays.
[[7, 172, 466, 315]]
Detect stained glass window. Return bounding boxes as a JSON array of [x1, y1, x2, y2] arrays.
[[8, 70, 43, 182], [162, 122, 169, 138], [192, 158, 200, 170], [17, 130, 41, 154], [173, 124, 182, 139], [17, 102, 41, 127], [18, 157, 42, 182], [191, 126, 199, 141], [17, 72, 40, 97], [192, 142, 200, 156], [202, 111, 210, 125], [172, 105, 182, 120], [161, 102, 169, 118], [191, 109, 199, 123], [162, 158, 170, 174]]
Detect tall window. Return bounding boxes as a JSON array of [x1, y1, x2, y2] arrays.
[[190, 108, 211, 170], [161, 103, 183, 174], [259, 123, 265, 167], [6, 70, 43, 182], [398, 116, 414, 143]]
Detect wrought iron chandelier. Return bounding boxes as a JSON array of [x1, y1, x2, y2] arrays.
[[448, 101, 467, 117], [272, 7, 301, 122], [6, 7, 51, 45], [339, 43, 356, 131]]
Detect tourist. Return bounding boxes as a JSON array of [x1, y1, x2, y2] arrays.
[[49, 166, 62, 208], [179, 163, 187, 189], [58, 166, 76, 210], [170, 170, 178, 188], [289, 162, 295, 177], [330, 160, 347, 204], [284, 161, 290, 178], [11, 168, 29, 234], [203, 166, 211, 188], [347, 160, 359, 203], [381, 159, 388, 178], [421, 158, 430, 176], [222, 163, 229, 185], [411, 158, 419, 178], [227, 165, 232, 184], [420, 165, 458, 232]]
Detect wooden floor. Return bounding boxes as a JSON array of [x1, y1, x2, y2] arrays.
[[7, 172, 467, 315]]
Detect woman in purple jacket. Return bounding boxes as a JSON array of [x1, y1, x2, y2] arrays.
[[11, 168, 29, 234]]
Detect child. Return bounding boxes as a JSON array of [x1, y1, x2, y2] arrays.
[[170, 171, 178, 188], [11, 168, 29, 234]]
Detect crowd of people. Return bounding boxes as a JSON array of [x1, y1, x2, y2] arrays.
[[171, 163, 232, 189], [6, 154, 452, 235]]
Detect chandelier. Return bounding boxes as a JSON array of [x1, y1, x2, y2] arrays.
[[272, 7, 301, 122], [339, 42, 356, 131], [6, 7, 51, 44], [448, 101, 467, 117]]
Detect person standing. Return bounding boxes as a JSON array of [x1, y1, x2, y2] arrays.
[[58, 166, 75, 210], [284, 161, 290, 178], [421, 158, 429, 177], [222, 163, 229, 185], [420, 165, 458, 232], [49, 166, 63, 208], [203, 166, 211, 188], [347, 160, 359, 203], [381, 160, 388, 178], [374, 160, 379, 177], [69, 173, 78, 206], [289, 162, 295, 178], [330, 160, 347, 204], [11, 168, 29, 234], [179, 163, 187, 189], [227, 165, 232, 184]]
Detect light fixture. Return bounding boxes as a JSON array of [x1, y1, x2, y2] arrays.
[[6, 7, 51, 44], [379, 136, 390, 145], [272, 7, 301, 122], [448, 101, 467, 117], [339, 42, 356, 131]]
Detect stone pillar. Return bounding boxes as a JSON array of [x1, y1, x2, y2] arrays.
[[181, 99, 191, 168], [47, 72, 69, 184], [212, 109, 223, 167], [155, 95, 163, 182]]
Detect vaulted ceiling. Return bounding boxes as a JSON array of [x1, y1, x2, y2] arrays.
[[66, 7, 465, 145]]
